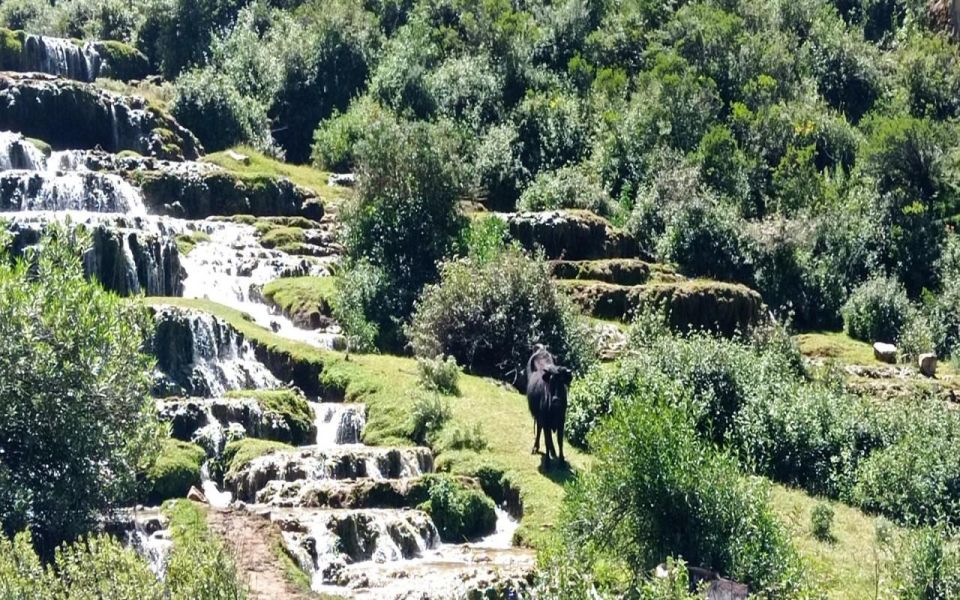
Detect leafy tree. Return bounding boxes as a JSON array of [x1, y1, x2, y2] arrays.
[[0, 225, 161, 554]]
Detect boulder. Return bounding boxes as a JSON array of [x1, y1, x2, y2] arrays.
[[0, 73, 201, 160], [187, 486, 208, 504], [873, 342, 898, 364], [919, 353, 938, 377]]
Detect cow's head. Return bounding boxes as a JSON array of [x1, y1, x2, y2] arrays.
[[543, 365, 573, 405]]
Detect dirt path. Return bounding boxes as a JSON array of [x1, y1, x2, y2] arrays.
[[207, 508, 316, 600]]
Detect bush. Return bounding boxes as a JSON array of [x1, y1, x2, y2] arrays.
[[473, 123, 528, 210], [164, 499, 247, 599], [172, 67, 274, 154], [811, 503, 835, 542], [143, 439, 206, 505], [462, 215, 509, 264], [0, 226, 161, 553], [341, 118, 467, 349], [408, 246, 594, 382], [311, 97, 392, 172], [331, 260, 386, 353], [417, 474, 496, 542], [410, 393, 451, 446], [434, 423, 488, 452], [427, 53, 504, 132], [512, 89, 588, 178], [657, 197, 752, 283], [516, 166, 616, 217], [560, 400, 802, 593], [416, 354, 461, 396], [890, 526, 960, 599], [841, 275, 912, 344]]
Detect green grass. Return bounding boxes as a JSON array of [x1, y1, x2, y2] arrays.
[[175, 231, 211, 256], [795, 331, 884, 365], [143, 296, 585, 548], [204, 146, 353, 207], [771, 484, 896, 599], [262, 276, 337, 323], [259, 226, 306, 249]]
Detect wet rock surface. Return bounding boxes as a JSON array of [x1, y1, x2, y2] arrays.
[[158, 396, 317, 448], [0, 73, 200, 160]]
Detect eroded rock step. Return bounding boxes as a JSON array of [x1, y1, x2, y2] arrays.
[[227, 446, 434, 502], [499, 209, 641, 260], [258, 476, 478, 510], [550, 258, 682, 286]]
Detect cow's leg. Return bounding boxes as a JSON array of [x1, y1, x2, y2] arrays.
[[531, 421, 542, 454], [558, 425, 565, 464], [544, 427, 557, 464]]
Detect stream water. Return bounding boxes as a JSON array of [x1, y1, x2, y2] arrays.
[[0, 128, 532, 598]]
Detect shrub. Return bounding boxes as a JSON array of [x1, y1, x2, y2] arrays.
[[331, 260, 386, 353], [342, 117, 467, 349], [408, 246, 594, 382], [516, 166, 615, 217], [434, 423, 488, 452], [427, 53, 504, 132], [143, 439, 205, 505], [897, 308, 936, 361], [811, 503, 835, 542], [560, 400, 803, 593], [891, 526, 960, 599], [473, 123, 528, 211], [657, 197, 752, 283], [416, 354, 461, 396], [841, 275, 912, 344], [512, 89, 588, 177], [311, 97, 393, 172], [417, 474, 496, 542], [172, 67, 274, 154], [0, 226, 161, 553], [462, 215, 509, 264], [410, 393, 451, 446]]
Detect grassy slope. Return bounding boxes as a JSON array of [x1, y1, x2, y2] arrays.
[[796, 331, 884, 365], [262, 276, 336, 315], [143, 296, 584, 548], [771, 485, 891, 599], [204, 146, 352, 207]]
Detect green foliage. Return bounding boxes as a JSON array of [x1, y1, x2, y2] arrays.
[[841, 275, 912, 344], [408, 246, 594, 381], [97, 40, 151, 81], [517, 166, 615, 217], [434, 423, 488, 452], [513, 89, 588, 177], [416, 354, 461, 396], [0, 28, 22, 71], [462, 215, 509, 264], [890, 525, 960, 600], [164, 499, 247, 599], [473, 123, 528, 210], [560, 400, 803, 593], [0, 531, 163, 599], [0, 225, 161, 553], [332, 260, 385, 353], [417, 474, 496, 542], [312, 97, 392, 172], [409, 392, 451, 446], [811, 503, 835, 542], [898, 32, 960, 121], [341, 117, 466, 349], [172, 67, 274, 154], [143, 439, 206, 505]]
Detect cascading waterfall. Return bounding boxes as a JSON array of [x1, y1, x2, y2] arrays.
[[0, 170, 146, 213], [151, 305, 281, 397], [0, 131, 46, 170], [21, 34, 102, 82], [311, 402, 365, 446]]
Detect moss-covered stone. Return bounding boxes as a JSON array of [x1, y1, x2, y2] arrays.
[[133, 169, 321, 220], [549, 259, 679, 286], [175, 231, 210, 256], [223, 389, 315, 446], [0, 73, 200, 159], [262, 276, 337, 329], [222, 438, 293, 480], [416, 474, 496, 542], [503, 210, 641, 260], [93, 40, 151, 81], [561, 279, 764, 335], [143, 439, 205, 505], [23, 137, 51, 157]]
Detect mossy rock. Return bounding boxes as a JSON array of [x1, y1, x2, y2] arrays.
[[504, 210, 641, 260], [549, 259, 674, 286], [175, 231, 211, 256], [562, 279, 764, 335], [23, 137, 50, 157], [222, 438, 293, 479], [224, 388, 315, 445], [415, 474, 496, 543], [262, 276, 337, 329], [143, 439, 205, 505], [93, 40, 151, 82], [0, 29, 23, 71], [133, 170, 321, 220]]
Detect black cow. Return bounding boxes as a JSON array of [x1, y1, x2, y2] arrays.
[[526, 345, 573, 466]]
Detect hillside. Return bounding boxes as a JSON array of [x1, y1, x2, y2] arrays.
[[1, 1, 960, 599]]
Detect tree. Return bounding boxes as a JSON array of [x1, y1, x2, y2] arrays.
[[0, 225, 161, 554]]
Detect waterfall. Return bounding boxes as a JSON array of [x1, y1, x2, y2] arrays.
[[0, 171, 146, 214], [311, 402, 365, 446], [151, 305, 281, 397], [0, 131, 46, 170], [21, 34, 102, 82]]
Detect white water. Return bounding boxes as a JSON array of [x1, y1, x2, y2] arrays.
[[178, 221, 343, 349], [22, 34, 101, 82], [200, 463, 232, 509], [310, 401, 365, 446]]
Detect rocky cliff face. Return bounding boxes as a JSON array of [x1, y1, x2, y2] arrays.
[[0, 73, 201, 160]]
